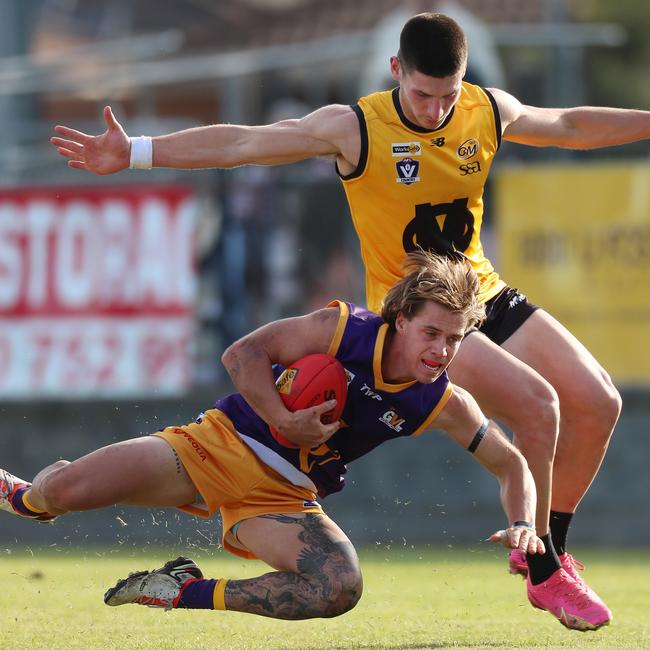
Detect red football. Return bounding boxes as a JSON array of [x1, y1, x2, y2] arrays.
[[269, 353, 347, 448]]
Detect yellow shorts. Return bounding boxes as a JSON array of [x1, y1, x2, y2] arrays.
[[154, 408, 323, 559]]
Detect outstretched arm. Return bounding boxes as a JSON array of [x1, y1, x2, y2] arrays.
[[435, 385, 544, 553], [51, 103, 360, 175], [221, 307, 343, 447], [491, 86, 650, 149]]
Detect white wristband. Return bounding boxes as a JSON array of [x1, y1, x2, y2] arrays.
[[129, 136, 153, 170]]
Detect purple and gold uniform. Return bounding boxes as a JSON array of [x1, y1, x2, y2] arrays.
[[214, 300, 452, 497], [155, 300, 452, 558]]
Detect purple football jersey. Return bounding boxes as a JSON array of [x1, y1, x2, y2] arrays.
[[214, 301, 452, 497]]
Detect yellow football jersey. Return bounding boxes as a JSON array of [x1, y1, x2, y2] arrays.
[[339, 82, 505, 312]]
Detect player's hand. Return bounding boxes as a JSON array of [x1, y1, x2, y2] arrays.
[[50, 106, 130, 175], [488, 524, 545, 554], [277, 400, 341, 448]]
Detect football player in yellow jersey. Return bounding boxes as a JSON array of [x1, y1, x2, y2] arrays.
[[51, 12, 650, 630]]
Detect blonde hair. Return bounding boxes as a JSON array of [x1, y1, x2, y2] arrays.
[[381, 250, 484, 330]]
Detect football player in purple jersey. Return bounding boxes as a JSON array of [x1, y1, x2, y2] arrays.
[[1, 251, 558, 624]]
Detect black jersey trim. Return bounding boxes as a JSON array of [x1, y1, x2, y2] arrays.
[[482, 88, 502, 151], [337, 104, 368, 181], [391, 87, 454, 134]]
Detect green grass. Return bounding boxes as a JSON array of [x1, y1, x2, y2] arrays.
[[0, 546, 648, 649]]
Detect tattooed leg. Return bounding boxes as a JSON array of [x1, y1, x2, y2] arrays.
[[225, 513, 363, 620]]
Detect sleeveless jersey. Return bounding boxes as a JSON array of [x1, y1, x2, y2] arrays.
[[213, 300, 452, 497], [339, 82, 505, 312]]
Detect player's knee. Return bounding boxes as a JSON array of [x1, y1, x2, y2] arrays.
[[322, 564, 363, 618], [506, 378, 560, 452], [583, 374, 622, 442]]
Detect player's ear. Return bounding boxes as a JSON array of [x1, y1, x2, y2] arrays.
[[389, 56, 401, 82], [395, 311, 406, 333]]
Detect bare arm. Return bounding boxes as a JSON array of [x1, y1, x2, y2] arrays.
[[221, 307, 343, 447], [51, 104, 361, 175], [490, 86, 650, 149], [435, 385, 543, 553]]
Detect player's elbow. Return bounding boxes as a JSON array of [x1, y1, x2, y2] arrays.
[[221, 336, 252, 374], [493, 444, 529, 483]]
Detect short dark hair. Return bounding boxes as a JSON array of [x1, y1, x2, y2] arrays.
[[398, 13, 467, 78]]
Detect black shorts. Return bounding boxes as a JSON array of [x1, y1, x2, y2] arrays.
[[477, 286, 538, 345]]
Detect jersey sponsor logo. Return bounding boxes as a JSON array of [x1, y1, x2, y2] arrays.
[[360, 383, 382, 401], [457, 138, 480, 160], [174, 429, 207, 461], [276, 367, 298, 394], [403, 199, 474, 256], [396, 158, 420, 185], [379, 409, 405, 432], [430, 137, 446, 147], [303, 500, 319, 508], [392, 142, 422, 156], [459, 161, 482, 176]]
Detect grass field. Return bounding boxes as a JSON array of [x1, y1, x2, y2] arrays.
[[0, 546, 648, 650]]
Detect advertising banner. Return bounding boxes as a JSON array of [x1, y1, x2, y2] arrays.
[[0, 185, 197, 397], [495, 163, 650, 384]]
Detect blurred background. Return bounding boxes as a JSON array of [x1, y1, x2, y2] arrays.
[[1, 0, 649, 551]]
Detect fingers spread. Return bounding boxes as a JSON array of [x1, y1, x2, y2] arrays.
[[51, 137, 84, 154], [54, 125, 91, 143], [68, 161, 88, 171]]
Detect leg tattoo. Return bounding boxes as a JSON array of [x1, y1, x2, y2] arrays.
[[224, 514, 362, 620]]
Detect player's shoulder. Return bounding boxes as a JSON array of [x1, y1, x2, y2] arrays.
[[302, 104, 360, 148], [457, 82, 495, 110], [309, 103, 357, 127], [322, 300, 379, 322], [434, 383, 475, 423]]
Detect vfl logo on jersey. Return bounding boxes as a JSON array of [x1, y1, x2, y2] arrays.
[[361, 383, 382, 401], [392, 142, 421, 156], [457, 138, 480, 160], [344, 369, 355, 386], [459, 161, 481, 176], [276, 367, 298, 394], [396, 158, 420, 185], [379, 409, 405, 432]]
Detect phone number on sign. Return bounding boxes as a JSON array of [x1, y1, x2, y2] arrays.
[[0, 318, 193, 398]]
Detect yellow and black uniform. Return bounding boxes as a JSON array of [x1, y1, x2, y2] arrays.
[[339, 82, 505, 312]]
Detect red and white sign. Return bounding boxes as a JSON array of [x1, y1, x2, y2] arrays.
[[0, 185, 198, 397]]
